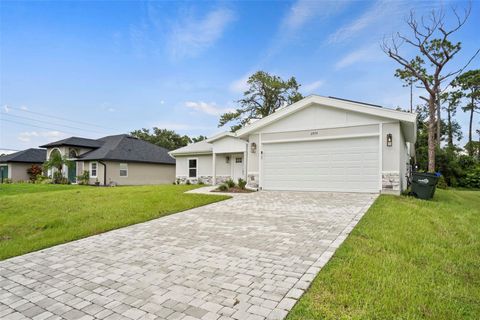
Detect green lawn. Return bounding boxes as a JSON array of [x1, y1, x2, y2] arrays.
[[0, 183, 85, 196], [0, 184, 228, 260], [287, 189, 480, 320]]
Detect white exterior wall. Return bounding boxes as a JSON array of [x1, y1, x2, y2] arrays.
[[244, 104, 409, 194]]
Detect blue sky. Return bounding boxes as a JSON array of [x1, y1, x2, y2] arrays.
[[1, 0, 479, 151]]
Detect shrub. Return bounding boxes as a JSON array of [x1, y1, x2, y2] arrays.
[[226, 178, 235, 188], [27, 164, 43, 182], [40, 178, 53, 184], [52, 171, 64, 184], [186, 180, 191, 185], [460, 166, 480, 189], [2, 178, 13, 184], [176, 178, 181, 185], [198, 180, 205, 185], [76, 170, 90, 185], [35, 175, 50, 184], [218, 183, 228, 191], [436, 175, 448, 189], [238, 178, 247, 189]]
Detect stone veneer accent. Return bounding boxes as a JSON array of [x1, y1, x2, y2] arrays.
[[175, 175, 232, 185], [247, 173, 259, 189], [382, 171, 400, 193]]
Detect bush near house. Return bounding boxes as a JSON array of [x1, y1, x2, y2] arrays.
[[26, 164, 43, 182]]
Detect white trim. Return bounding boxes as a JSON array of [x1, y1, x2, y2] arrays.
[[262, 187, 380, 193], [119, 163, 128, 178], [258, 133, 262, 189], [379, 123, 383, 192], [236, 95, 416, 137], [187, 157, 198, 179], [90, 161, 98, 178], [212, 153, 216, 185], [170, 151, 212, 157], [260, 121, 392, 137], [262, 133, 379, 144]]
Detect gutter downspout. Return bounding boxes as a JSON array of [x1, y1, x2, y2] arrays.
[[98, 161, 107, 186]]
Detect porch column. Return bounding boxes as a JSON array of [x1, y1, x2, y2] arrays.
[[212, 153, 216, 185], [243, 150, 247, 180]]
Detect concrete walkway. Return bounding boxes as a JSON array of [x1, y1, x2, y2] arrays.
[[0, 191, 377, 320]]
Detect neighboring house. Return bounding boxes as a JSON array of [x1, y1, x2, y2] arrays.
[[170, 95, 417, 194], [39, 134, 175, 185], [0, 148, 47, 182]]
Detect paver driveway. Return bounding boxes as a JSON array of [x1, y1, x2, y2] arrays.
[[0, 191, 377, 320]]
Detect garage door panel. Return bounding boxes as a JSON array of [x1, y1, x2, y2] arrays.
[[262, 136, 380, 193]]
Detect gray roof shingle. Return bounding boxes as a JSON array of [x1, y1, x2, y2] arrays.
[[0, 148, 47, 163], [78, 134, 175, 165], [39, 137, 103, 148]]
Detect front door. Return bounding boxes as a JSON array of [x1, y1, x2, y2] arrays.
[[0, 165, 8, 183], [232, 156, 244, 182], [68, 162, 77, 183]]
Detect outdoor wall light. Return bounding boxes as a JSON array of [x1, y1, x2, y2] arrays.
[[251, 142, 257, 153], [386, 133, 393, 147]]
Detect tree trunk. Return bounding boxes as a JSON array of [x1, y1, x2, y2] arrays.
[[428, 96, 436, 172], [436, 91, 441, 147], [468, 96, 474, 156], [447, 108, 453, 149]]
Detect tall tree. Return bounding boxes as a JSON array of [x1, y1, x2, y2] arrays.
[[219, 71, 303, 131], [382, 6, 471, 172], [440, 90, 463, 149], [130, 128, 191, 151], [453, 69, 480, 156], [191, 135, 208, 143]]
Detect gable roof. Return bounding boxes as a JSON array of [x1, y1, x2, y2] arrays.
[[39, 137, 103, 148], [169, 132, 234, 156], [78, 134, 175, 164], [169, 140, 213, 156], [236, 95, 417, 142], [0, 148, 46, 163]]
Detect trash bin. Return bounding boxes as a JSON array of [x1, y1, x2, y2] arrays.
[[411, 172, 440, 200]]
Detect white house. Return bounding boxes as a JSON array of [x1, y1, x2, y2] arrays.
[[170, 95, 417, 194]]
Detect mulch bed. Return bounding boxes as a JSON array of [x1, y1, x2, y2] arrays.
[[211, 187, 254, 193]]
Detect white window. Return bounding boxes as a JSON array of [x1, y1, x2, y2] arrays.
[[235, 157, 242, 163], [90, 162, 98, 178], [188, 159, 197, 178], [119, 163, 128, 177]]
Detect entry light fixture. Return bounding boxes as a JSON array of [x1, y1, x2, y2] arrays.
[[251, 142, 257, 153], [386, 133, 393, 147]]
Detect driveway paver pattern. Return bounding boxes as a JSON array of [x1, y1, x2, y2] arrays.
[[0, 191, 377, 320]]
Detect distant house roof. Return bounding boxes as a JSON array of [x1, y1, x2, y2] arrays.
[[78, 134, 175, 165], [39, 137, 103, 148], [0, 148, 46, 163]]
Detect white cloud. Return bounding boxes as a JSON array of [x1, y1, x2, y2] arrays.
[[18, 131, 39, 142], [229, 74, 251, 94], [41, 131, 63, 138], [283, 0, 346, 32], [185, 101, 234, 116], [18, 131, 63, 142], [168, 7, 235, 59], [328, 0, 407, 44], [303, 80, 324, 93], [20, 106, 28, 111], [3, 105, 9, 113], [335, 46, 383, 69]]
